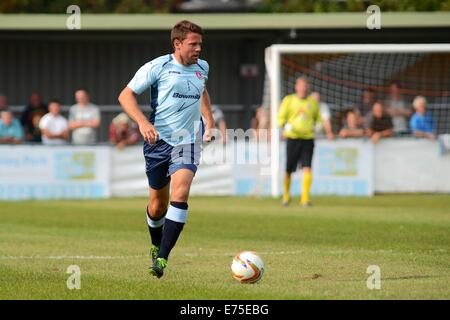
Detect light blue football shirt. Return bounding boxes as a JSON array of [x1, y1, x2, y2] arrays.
[[127, 54, 209, 146]]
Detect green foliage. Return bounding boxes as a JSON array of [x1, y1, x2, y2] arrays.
[[0, 0, 177, 13], [258, 0, 450, 13], [0, 0, 449, 13]]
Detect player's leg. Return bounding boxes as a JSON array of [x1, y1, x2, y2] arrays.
[[300, 139, 314, 207], [158, 168, 194, 261], [150, 168, 194, 278], [283, 138, 300, 206], [283, 172, 292, 206], [146, 183, 170, 262], [150, 142, 200, 278], [143, 140, 172, 269]]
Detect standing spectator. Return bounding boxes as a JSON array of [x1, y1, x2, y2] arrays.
[[0, 93, 8, 111], [109, 112, 139, 149], [251, 106, 271, 142], [385, 82, 412, 135], [39, 100, 69, 145], [310, 91, 334, 140], [20, 92, 48, 142], [410, 96, 435, 140], [339, 109, 365, 138], [366, 101, 394, 144], [69, 89, 101, 145], [0, 110, 24, 144]]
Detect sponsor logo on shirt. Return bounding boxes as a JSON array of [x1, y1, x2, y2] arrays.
[[195, 71, 204, 79], [173, 93, 201, 99]]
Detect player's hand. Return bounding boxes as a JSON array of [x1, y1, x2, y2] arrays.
[[203, 127, 216, 143], [138, 121, 159, 144]]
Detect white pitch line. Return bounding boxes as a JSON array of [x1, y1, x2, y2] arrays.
[[0, 248, 445, 260], [0, 255, 147, 260]]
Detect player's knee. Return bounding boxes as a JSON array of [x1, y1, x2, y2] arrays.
[[171, 184, 190, 202], [149, 201, 168, 218]]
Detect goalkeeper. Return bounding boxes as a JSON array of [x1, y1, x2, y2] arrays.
[[277, 77, 332, 207]]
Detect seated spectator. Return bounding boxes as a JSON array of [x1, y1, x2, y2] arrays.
[[69, 89, 100, 145], [20, 92, 48, 142], [310, 92, 334, 140], [0, 93, 8, 111], [39, 100, 69, 145], [339, 109, 365, 138], [410, 96, 435, 140], [366, 101, 394, 144], [385, 82, 412, 135], [356, 89, 376, 126], [0, 110, 24, 144], [109, 112, 139, 149]]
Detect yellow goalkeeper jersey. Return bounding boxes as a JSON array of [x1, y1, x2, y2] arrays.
[[277, 94, 322, 140]]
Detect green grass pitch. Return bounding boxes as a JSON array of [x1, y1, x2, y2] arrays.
[[0, 195, 449, 299]]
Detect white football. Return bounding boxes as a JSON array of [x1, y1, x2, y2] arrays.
[[231, 251, 264, 284]]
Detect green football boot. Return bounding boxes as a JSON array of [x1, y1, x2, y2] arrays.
[[150, 245, 160, 264], [149, 257, 168, 279]]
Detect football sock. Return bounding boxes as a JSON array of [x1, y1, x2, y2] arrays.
[[146, 206, 165, 247], [301, 171, 312, 205], [158, 201, 188, 261], [283, 175, 291, 202]]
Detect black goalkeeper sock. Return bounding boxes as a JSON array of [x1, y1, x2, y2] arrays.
[[158, 201, 188, 260]]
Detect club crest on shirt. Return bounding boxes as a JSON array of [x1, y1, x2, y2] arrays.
[[195, 71, 204, 79]]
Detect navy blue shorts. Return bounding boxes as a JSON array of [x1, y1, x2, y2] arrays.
[[143, 139, 202, 190]]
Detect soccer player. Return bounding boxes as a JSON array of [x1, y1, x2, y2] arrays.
[[118, 20, 215, 278], [277, 77, 330, 207]]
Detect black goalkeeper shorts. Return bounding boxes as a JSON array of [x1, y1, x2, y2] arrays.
[[285, 138, 315, 173]]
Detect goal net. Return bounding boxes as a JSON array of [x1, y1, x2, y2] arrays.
[[265, 44, 450, 197]]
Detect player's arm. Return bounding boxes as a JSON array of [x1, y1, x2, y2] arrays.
[[277, 96, 290, 128], [118, 87, 159, 144], [201, 88, 215, 142]]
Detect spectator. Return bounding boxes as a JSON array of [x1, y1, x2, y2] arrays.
[[339, 109, 365, 138], [356, 89, 376, 125], [20, 92, 48, 142], [367, 101, 394, 144], [310, 92, 334, 140], [251, 106, 271, 142], [410, 96, 435, 140], [109, 112, 139, 149], [385, 82, 412, 135], [0, 93, 8, 111], [39, 100, 69, 145], [69, 89, 101, 145], [0, 110, 24, 144], [211, 104, 227, 143]]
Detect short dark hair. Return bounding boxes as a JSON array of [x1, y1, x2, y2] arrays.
[[373, 100, 384, 107], [171, 20, 203, 47], [48, 99, 61, 106], [76, 88, 89, 95]]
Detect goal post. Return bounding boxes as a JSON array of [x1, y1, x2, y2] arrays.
[[265, 44, 450, 198]]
